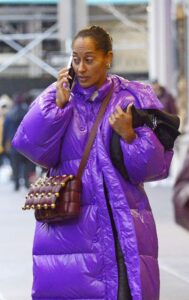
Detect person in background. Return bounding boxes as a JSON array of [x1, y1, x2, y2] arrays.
[[0, 94, 12, 166], [151, 79, 178, 115], [172, 144, 189, 231], [12, 26, 174, 300], [3, 93, 35, 190]]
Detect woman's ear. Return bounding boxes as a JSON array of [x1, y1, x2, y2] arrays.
[[107, 51, 113, 66]]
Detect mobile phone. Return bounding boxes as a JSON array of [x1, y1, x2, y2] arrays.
[[67, 56, 75, 89]]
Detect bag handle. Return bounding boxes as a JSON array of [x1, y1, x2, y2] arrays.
[[76, 84, 114, 179]]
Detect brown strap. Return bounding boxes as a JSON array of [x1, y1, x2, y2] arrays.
[[76, 84, 114, 179]]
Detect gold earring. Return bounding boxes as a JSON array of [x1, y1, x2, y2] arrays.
[[106, 63, 111, 69]]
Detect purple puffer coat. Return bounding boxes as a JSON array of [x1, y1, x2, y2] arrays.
[[12, 75, 173, 300]]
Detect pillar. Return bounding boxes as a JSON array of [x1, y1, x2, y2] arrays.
[[58, 0, 88, 52], [148, 0, 175, 93]]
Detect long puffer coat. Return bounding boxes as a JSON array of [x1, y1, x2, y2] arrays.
[[12, 75, 173, 300]]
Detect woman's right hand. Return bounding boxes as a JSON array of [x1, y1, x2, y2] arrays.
[[56, 67, 72, 108]]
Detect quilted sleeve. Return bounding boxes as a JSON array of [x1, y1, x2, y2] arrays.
[[120, 126, 173, 184], [12, 83, 73, 168]]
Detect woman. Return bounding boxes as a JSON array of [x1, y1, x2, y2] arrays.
[[12, 26, 173, 300]]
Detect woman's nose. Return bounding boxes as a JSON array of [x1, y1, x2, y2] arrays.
[[78, 62, 86, 72]]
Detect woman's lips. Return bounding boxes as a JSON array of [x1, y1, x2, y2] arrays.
[[78, 76, 89, 82]]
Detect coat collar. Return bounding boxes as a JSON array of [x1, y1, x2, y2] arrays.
[[72, 76, 113, 103]]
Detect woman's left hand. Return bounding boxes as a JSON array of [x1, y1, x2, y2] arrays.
[[109, 103, 137, 143]]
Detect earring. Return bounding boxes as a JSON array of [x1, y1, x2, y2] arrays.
[[106, 63, 111, 69]]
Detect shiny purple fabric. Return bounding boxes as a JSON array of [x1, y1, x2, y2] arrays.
[[12, 75, 173, 300]]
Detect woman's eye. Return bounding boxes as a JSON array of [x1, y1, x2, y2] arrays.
[[85, 58, 93, 64], [73, 58, 80, 65]]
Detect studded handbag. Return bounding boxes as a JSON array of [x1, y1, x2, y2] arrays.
[[22, 85, 113, 223], [23, 174, 82, 222]]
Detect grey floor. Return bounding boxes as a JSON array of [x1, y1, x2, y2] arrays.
[[146, 181, 189, 300], [0, 164, 189, 300]]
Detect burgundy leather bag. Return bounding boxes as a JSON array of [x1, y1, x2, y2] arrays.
[[23, 175, 82, 222], [22, 85, 113, 223]]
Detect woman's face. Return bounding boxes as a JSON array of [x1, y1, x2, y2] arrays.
[[72, 37, 112, 89]]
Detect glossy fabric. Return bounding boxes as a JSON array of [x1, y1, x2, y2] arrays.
[[105, 183, 132, 300], [12, 75, 173, 300]]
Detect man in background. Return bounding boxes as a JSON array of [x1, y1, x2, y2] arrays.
[[3, 93, 36, 190]]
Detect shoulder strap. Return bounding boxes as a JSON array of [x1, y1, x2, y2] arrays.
[[76, 84, 113, 179]]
